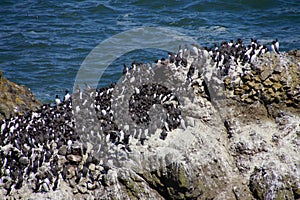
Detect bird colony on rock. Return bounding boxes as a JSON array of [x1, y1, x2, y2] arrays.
[[0, 38, 280, 195]]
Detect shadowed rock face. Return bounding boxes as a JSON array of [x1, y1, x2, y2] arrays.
[[0, 70, 42, 120], [0, 48, 299, 199]]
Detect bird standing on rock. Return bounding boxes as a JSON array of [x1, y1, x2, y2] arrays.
[[123, 64, 128, 75], [63, 89, 71, 102], [275, 39, 279, 51], [55, 95, 61, 105], [271, 39, 279, 54]]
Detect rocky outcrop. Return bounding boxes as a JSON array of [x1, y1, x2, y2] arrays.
[[0, 70, 42, 120], [0, 49, 299, 200], [224, 51, 300, 110]]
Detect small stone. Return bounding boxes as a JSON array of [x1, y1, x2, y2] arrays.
[[260, 66, 272, 80], [285, 99, 294, 105], [243, 74, 252, 81], [269, 74, 280, 82], [67, 154, 82, 163], [58, 145, 67, 156], [254, 83, 263, 91], [263, 78, 273, 87], [19, 156, 30, 165], [244, 98, 254, 104], [68, 165, 77, 178], [242, 84, 250, 91], [273, 65, 283, 73], [253, 76, 261, 83], [247, 81, 256, 88], [87, 182, 97, 190], [249, 130, 256, 136], [272, 82, 282, 91], [273, 93, 282, 102], [77, 184, 88, 194], [224, 77, 231, 86], [277, 118, 289, 126], [73, 189, 78, 194], [69, 177, 77, 188], [280, 76, 287, 84], [89, 163, 96, 171], [254, 64, 263, 72], [267, 88, 275, 96], [234, 88, 244, 95], [241, 94, 249, 101], [249, 89, 257, 96]]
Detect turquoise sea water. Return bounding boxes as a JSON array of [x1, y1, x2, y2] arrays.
[[0, 0, 299, 102]]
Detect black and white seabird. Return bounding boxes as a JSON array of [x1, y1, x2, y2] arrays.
[[168, 52, 176, 63], [275, 38, 279, 52], [63, 89, 71, 102], [251, 38, 258, 48], [55, 95, 61, 105], [123, 64, 128, 75], [271, 40, 279, 54], [131, 60, 136, 71], [228, 40, 234, 47]]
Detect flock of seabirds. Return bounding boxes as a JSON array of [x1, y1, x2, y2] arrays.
[[0, 38, 280, 194]]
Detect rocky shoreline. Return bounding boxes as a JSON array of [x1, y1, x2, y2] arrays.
[[0, 43, 300, 199], [0, 71, 41, 120]]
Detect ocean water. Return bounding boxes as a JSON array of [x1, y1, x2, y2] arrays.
[[0, 0, 299, 102]]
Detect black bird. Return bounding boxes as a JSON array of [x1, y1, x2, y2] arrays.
[[160, 129, 168, 140], [123, 64, 128, 74], [55, 95, 61, 105], [63, 89, 71, 102], [187, 64, 195, 82], [168, 52, 176, 63], [271, 40, 279, 54]]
